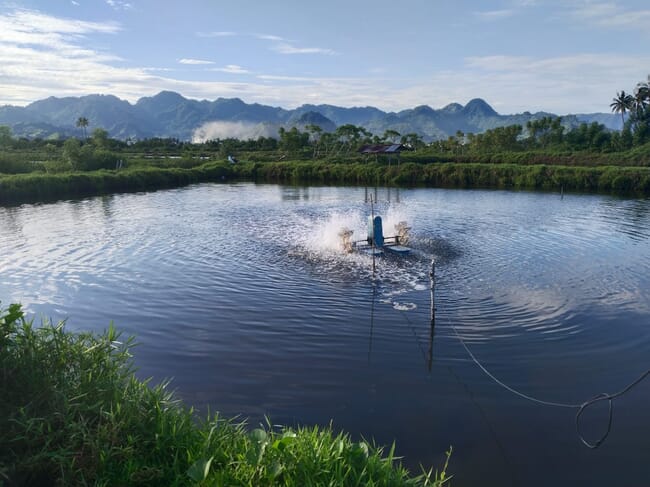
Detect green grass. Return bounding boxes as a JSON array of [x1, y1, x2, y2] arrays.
[[243, 160, 650, 193], [0, 303, 451, 486], [4, 158, 649, 206]]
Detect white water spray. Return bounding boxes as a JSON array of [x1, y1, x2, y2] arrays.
[[289, 205, 424, 310]]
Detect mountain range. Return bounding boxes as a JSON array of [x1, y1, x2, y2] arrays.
[[0, 91, 621, 142]]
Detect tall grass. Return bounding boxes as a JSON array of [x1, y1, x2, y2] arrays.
[[243, 160, 650, 193], [2, 159, 649, 205], [0, 303, 451, 486], [0, 164, 233, 204], [0, 152, 43, 175]]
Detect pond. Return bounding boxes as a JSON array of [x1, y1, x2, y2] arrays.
[[1, 183, 649, 486]]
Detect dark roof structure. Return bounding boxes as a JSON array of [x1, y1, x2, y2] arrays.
[[359, 143, 406, 154]]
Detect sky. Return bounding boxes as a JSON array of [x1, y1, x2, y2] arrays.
[[0, 0, 649, 114]]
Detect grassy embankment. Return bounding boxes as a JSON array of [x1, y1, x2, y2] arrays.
[[2, 158, 650, 205], [0, 303, 451, 486]]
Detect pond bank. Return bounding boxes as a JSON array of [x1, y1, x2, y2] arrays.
[[1, 160, 649, 205]]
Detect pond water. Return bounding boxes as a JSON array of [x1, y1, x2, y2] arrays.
[[1, 183, 649, 486]]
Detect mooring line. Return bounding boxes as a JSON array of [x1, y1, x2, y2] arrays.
[[448, 321, 579, 408], [428, 259, 650, 449], [396, 307, 429, 364]]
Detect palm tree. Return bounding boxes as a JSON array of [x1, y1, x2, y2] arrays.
[[610, 91, 634, 127], [633, 80, 649, 118], [76, 117, 89, 140]]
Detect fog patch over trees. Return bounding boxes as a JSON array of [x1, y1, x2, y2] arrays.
[[192, 121, 277, 143]]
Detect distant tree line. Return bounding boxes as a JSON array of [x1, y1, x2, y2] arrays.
[[431, 117, 620, 155], [1, 75, 650, 175], [610, 74, 650, 146]]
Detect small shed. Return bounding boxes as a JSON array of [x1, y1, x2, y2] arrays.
[[359, 143, 408, 165]]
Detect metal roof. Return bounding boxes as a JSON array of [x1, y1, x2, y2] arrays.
[[359, 144, 405, 154]]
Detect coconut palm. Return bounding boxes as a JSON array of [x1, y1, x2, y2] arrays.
[[76, 117, 89, 139], [610, 91, 634, 127], [633, 80, 649, 117]]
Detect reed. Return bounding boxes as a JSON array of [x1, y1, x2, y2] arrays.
[[0, 303, 451, 486], [2, 159, 649, 206], [235, 160, 650, 193]]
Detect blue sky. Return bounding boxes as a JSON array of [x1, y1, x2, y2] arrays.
[[1, 0, 649, 114]]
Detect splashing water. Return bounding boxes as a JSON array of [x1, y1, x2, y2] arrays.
[[301, 210, 367, 253], [288, 206, 429, 311]]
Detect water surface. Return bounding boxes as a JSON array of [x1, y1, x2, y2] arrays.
[[1, 184, 649, 486]]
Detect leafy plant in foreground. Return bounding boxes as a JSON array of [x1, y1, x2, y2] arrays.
[[0, 303, 451, 486]]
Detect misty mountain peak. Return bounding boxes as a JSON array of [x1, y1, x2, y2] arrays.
[[153, 91, 186, 101], [135, 91, 189, 111], [0, 92, 620, 141], [291, 111, 336, 132], [412, 105, 436, 116], [442, 103, 463, 114], [463, 98, 498, 117]]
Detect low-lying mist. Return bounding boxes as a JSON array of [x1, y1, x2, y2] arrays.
[[192, 121, 278, 143]]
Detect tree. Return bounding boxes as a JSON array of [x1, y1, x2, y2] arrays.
[[278, 127, 309, 155], [0, 125, 12, 149], [525, 116, 564, 148], [621, 76, 650, 145], [91, 128, 109, 149], [400, 133, 424, 151], [305, 124, 323, 158], [63, 138, 82, 168], [634, 76, 650, 113], [76, 117, 89, 140], [610, 91, 634, 127], [382, 129, 401, 144], [468, 125, 522, 152], [334, 124, 366, 155]]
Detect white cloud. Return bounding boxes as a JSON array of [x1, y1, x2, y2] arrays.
[[0, 9, 126, 104], [417, 53, 650, 114], [272, 42, 336, 55], [473, 9, 515, 21], [142, 67, 174, 72], [178, 58, 215, 65], [106, 0, 133, 11], [0, 8, 647, 116], [569, 1, 650, 30], [255, 34, 335, 55], [197, 31, 237, 38], [257, 74, 321, 82], [0, 9, 120, 37], [212, 64, 250, 74], [256, 34, 285, 41]]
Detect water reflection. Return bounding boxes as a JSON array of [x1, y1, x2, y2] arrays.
[[281, 186, 311, 201], [364, 186, 401, 204]]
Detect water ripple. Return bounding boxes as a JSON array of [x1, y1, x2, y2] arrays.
[[2, 185, 650, 487]]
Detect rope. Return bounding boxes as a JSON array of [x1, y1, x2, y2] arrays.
[[397, 307, 429, 364], [575, 370, 650, 448], [421, 256, 650, 450], [449, 322, 579, 408], [445, 308, 650, 449]]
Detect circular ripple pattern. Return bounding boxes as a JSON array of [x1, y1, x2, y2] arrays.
[[1, 184, 649, 487]]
